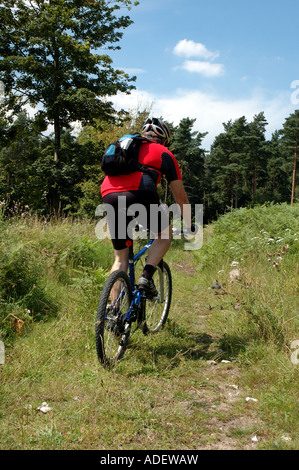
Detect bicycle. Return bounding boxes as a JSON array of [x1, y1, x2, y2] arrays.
[[95, 232, 172, 367]]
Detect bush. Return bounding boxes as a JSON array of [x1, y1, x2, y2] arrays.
[[0, 216, 113, 341], [0, 242, 58, 340]]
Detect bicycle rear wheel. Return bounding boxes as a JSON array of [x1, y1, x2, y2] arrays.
[[144, 261, 172, 333], [95, 270, 132, 367]]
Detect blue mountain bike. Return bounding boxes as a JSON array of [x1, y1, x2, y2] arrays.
[[95, 236, 172, 367]]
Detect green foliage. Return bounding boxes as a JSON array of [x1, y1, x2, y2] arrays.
[[0, 241, 58, 339], [197, 202, 299, 267], [0, 112, 104, 216], [0, 216, 112, 341], [171, 117, 207, 208], [0, 0, 138, 161], [195, 202, 299, 350]]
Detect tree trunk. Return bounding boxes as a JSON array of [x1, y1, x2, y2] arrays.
[[291, 139, 297, 204], [54, 115, 60, 162]]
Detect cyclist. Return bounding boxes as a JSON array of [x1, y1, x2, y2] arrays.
[[101, 117, 194, 297]]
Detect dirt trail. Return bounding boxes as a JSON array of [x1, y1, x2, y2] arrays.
[[171, 259, 265, 450]]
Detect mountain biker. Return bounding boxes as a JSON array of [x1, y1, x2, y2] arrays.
[[101, 117, 195, 297]]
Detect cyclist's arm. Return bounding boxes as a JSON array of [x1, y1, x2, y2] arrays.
[[169, 180, 192, 230]]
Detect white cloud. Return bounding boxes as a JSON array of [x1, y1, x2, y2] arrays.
[[173, 39, 224, 77], [111, 87, 294, 150], [173, 39, 219, 61], [179, 60, 225, 77]]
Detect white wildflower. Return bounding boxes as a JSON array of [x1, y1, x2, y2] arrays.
[[246, 397, 258, 403], [37, 402, 52, 414]]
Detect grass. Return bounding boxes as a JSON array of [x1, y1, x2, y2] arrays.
[[0, 204, 298, 450]]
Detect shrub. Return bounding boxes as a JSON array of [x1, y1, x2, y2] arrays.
[[0, 244, 58, 339]]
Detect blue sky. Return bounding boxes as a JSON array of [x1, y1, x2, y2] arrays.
[[109, 0, 299, 149]]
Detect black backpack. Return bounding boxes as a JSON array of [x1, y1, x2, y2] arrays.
[[101, 134, 155, 177]]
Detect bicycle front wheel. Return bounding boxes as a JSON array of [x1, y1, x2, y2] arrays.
[[145, 261, 172, 333], [95, 270, 132, 367]]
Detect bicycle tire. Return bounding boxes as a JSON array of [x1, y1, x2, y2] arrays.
[[144, 261, 172, 333], [95, 270, 132, 367]]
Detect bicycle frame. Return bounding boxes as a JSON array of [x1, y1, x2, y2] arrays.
[[119, 239, 154, 323], [128, 239, 154, 287]]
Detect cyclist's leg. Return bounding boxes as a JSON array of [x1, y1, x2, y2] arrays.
[[137, 194, 172, 295], [109, 247, 130, 306], [145, 224, 172, 267], [103, 192, 133, 276], [110, 247, 129, 274], [137, 224, 171, 297]]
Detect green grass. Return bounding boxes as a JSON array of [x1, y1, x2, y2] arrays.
[[0, 204, 298, 450]]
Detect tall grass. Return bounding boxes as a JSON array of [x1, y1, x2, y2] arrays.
[[0, 213, 112, 342], [193, 203, 299, 445], [0, 204, 298, 450], [195, 202, 299, 352]]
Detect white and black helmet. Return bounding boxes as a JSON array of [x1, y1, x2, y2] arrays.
[[142, 117, 172, 145]]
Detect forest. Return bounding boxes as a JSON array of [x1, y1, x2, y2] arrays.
[[0, 0, 298, 224]]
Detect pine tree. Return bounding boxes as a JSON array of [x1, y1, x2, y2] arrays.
[[264, 131, 291, 202], [280, 110, 299, 204], [247, 112, 268, 201], [171, 118, 207, 208], [207, 117, 251, 211]]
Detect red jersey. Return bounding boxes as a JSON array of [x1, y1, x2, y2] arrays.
[[101, 141, 182, 198]]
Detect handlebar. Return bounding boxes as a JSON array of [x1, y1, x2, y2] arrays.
[[134, 224, 199, 238]]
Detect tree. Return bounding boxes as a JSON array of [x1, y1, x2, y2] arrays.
[[247, 112, 268, 200], [207, 117, 251, 212], [0, 111, 44, 211], [264, 131, 291, 203], [0, 0, 138, 162], [78, 103, 152, 149], [280, 110, 299, 204], [171, 117, 207, 209]]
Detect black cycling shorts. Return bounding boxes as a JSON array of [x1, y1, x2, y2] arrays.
[[102, 190, 170, 250]]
